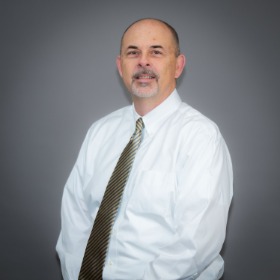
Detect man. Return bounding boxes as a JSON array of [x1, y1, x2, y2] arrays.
[[56, 18, 233, 280]]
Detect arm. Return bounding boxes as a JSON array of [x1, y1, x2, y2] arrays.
[[143, 129, 233, 280], [56, 133, 92, 280]]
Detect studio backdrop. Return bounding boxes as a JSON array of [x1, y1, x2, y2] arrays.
[[1, 1, 279, 279]]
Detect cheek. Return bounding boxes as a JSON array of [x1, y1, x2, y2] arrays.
[[120, 65, 134, 88], [121, 63, 134, 78], [160, 65, 176, 81]]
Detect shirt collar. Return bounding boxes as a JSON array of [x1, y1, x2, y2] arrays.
[[132, 89, 182, 136]]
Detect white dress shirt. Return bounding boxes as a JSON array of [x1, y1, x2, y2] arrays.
[[56, 89, 233, 280]]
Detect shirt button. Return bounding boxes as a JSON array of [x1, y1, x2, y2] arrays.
[[108, 260, 113, 266]]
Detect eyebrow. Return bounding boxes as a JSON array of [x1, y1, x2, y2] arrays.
[[126, 45, 164, 50], [126, 45, 138, 50], [150, 45, 164, 49]]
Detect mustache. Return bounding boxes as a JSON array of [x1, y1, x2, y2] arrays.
[[132, 68, 159, 80]]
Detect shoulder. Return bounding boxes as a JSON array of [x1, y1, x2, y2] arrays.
[[87, 105, 132, 136], [76, 105, 133, 161], [175, 103, 231, 166], [176, 102, 222, 142]]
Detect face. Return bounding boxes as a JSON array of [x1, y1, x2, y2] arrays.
[[116, 20, 185, 104]]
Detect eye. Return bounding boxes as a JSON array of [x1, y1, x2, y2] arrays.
[[151, 49, 163, 56], [127, 50, 140, 57]]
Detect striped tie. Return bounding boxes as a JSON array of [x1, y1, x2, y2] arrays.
[[78, 118, 145, 279]]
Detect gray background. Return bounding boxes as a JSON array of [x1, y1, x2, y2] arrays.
[[1, 1, 279, 279]]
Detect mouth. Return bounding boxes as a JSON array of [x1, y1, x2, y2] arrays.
[[136, 75, 155, 80], [133, 69, 158, 81]]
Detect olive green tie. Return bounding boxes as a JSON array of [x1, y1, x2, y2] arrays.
[[78, 118, 144, 279]]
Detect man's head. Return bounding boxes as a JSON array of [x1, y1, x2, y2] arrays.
[[120, 18, 181, 57], [116, 18, 186, 112]]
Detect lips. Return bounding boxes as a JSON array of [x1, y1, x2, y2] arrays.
[[133, 69, 158, 81], [136, 75, 155, 79]]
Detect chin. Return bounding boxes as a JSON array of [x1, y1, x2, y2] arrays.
[[131, 91, 158, 99], [131, 86, 158, 99]]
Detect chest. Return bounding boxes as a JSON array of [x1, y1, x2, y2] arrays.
[[83, 124, 188, 219]]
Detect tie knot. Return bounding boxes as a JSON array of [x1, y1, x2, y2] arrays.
[[132, 118, 144, 141], [135, 118, 144, 132]]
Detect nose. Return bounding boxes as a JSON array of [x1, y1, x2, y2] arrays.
[[138, 53, 150, 67]]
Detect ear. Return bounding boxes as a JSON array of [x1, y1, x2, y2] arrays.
[[116, 55, 123, 77], [175, 54, 186, 79]]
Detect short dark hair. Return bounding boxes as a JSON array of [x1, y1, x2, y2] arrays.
[[120, 18, 181, 57]]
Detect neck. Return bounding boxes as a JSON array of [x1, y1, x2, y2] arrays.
[[133, 95, 166, 116], [132, 90, 174, 116]]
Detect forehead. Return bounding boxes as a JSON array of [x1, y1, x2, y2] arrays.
[[122, 20, 174, 49]]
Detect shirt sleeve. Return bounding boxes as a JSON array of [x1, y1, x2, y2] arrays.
[[142, 126, 233, 280], [56, 131, 93, 280]]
